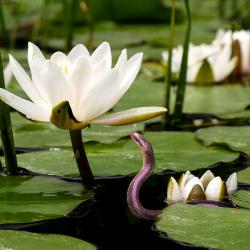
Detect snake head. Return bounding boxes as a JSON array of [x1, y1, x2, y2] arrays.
[[130, 132, 152, 151]]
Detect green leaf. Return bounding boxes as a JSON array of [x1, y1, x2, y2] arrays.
[[231, 190, 250, 209], [15, 132, 239, 176], [195, 59, 214, 84], [238, 167, 250, 183], [0, 175, 92, 224], [156, 203, 250, 250], [195, 126, 250, 154], [0, 230, 96, 250]]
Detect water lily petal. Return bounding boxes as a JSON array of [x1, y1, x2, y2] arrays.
[[77, 68, 120, 122], [182, 177, 204, 202], [200, 170, 215, 189], [115, 49, 128, 73], [90, 107, 167, 126], [9, 55, 47, 107], [28, 42, 45, 64], [67, 57, 93, 115], [91, 42, 112, 69], [167, 177, 182, 204], [0, 88, 49, 121], [178, 171, 194, 192], [205, 176, 226, 202], [3, 63, 12, 86], [214, 56, 238, 82], [105, 52, 143, 110], [68, 44, 90, 63], [50, 51, 71, 71], [32, 61, 71, 107], [226, 172, 237, 195]]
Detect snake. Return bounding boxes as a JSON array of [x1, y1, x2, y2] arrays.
[[127, 132, 161, 220]]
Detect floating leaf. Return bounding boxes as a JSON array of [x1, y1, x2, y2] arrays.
[[0, 175, 92, 224], [231, 190, 250, 209], [156, 203, 250, 250], [238, 167, 250, 183], [15, 132, 239, 176], [0, 230, 96, 250], [195, 126, 250, 154]]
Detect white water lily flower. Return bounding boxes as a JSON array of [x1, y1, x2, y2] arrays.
[[167, 171, 238, 204], [213, 29, 250, 76], [0, 42, 166, 130], [162, 43, 237, 84], [3, 63, 12, 86]]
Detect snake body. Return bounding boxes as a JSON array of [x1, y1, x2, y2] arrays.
[[127, 132, 161, 220]]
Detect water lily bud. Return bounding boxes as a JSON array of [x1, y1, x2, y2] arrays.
[[167, 177, 182, 204], [182, 177, 205, 202], [226, 172, 237, 195], [178, 171, 195, 192], [205, 177, 226, 202], [200, 170, 215, 189]]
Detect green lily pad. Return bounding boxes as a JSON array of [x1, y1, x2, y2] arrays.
[[15, 132, 239, 176], [238, 167, 250, 183], [0, 230, 96, 250], [0, 175, 92, 224], [156, 203, 250, 250], [231, 190, 250, 209], [195, 126, 250, 154]]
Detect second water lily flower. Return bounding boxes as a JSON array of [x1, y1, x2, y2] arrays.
[[162, 43, 237, 84], [167, 170, 237, 204], [0, 42, 166, 130]]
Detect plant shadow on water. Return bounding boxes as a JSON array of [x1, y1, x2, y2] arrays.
[[0, 152, 249, 250]]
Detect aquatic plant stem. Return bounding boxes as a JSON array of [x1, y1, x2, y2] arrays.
[[0, 1, 9, 47], [171, 0, 191, 127], [65, 0, 78, 52], [164, 0, 175, 127], [69, 129, 95, 186], [0, 54, 18, 174]]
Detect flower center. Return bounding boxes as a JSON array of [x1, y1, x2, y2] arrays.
[[60, 65, 69, 74]]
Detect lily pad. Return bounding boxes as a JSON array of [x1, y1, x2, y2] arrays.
[[15, 132, 239, 176], [0, 230, 96, 250], [0, 175, 92, 224], [156, 203, 250, 250], [238, 167, 250, 183], [195, 126, 250, 154], [231, 190, 250, 209]]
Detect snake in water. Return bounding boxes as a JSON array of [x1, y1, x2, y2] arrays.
[[127, 132, 161, 220]]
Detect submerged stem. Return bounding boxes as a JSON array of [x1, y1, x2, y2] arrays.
[[0, 54, 18, 174], [69, 129, 95, 186]]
